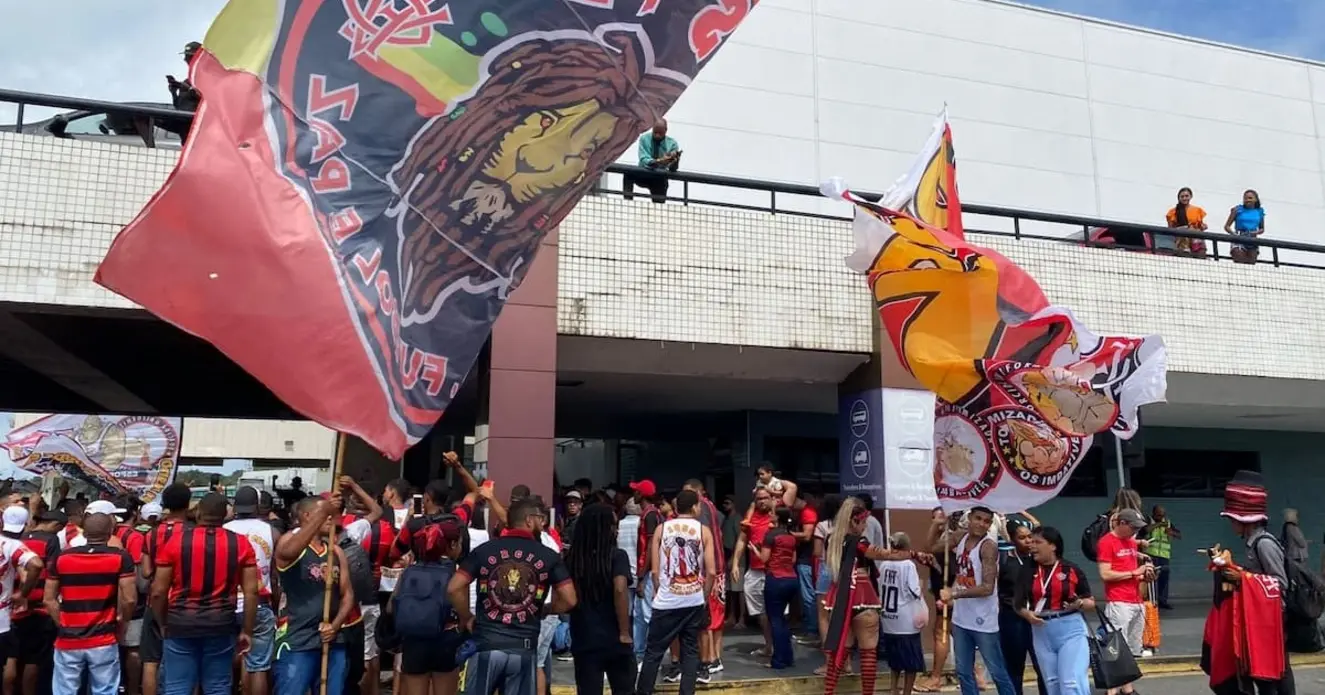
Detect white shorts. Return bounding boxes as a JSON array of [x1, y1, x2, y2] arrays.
[[743, 569, 766, 616], [361, 604, 380, 661], [1104, 601, 1145, 656]]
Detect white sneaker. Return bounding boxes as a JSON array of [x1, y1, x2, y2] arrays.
[[1140, 649, 1154, 658]]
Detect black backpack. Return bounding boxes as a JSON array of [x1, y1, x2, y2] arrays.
[[1253, 533, 1325, 622], [392, 561, 455, 639], [1081, 513, 1111, 562], [338, 535, 376, 607]]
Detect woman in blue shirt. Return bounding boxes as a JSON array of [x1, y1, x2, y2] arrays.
[[1223, 189, 1266, 264]]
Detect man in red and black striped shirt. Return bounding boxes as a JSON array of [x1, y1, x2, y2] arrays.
[[139, 484, 190, 695], [150, 493, 259, 695], [44, 512, 136, 695]]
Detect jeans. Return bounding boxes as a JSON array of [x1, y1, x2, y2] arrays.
[[952, 624, 1017, 695], [1152, 556, 1171, 606], [764, 576, 798, 669], [1031, 614, 1092, 695], [572, 643, 637, 695], [636, 605, 704, 695], [998, 608, 1046, 695], [632, 574, 655, 661], [53, 645, 119, 695], [795, 564, 818, 636], [463, 649, 536, 695], [275, 647, 347, 695], [162, 635, 235, 695], [243, 603, 277, 672]]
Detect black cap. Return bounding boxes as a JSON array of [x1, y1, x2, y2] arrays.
[[38, 510, 67, 526], [233, 486, 259, 514]]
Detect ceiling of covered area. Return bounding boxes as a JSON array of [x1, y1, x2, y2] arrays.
[[554, 335, 867, 415]]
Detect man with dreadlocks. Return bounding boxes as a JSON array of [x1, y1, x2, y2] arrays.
[[565, 504, 635, 695]]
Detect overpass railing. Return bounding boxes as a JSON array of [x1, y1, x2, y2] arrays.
[[4, 86, 1325, 270]]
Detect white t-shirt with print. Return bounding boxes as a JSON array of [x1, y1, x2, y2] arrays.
[[878, 559, 923, 635]]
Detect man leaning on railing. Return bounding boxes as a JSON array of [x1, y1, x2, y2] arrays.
[[624, 119, 681, 204]]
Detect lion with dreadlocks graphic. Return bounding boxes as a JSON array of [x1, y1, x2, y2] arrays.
[[388, 27, 686, 322]]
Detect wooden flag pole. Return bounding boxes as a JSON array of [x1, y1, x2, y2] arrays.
[[939, 532, 950, 646], [320, 433, 347, 695]]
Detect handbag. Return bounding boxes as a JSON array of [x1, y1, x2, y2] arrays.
[[1090, 608, 1143, 690]]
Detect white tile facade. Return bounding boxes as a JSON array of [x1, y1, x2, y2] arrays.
[[5, 0, 1325, 381], [653, 0, 1325, 245]]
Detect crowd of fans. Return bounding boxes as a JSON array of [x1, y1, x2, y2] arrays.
[[0, 461, 1304, 695]]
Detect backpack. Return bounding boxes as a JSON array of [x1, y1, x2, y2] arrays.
[[1081, 513, 1111, 562], [338, 536, 376, 607], [1253, 533, 1325, 622], [392, 561, 455, 639]]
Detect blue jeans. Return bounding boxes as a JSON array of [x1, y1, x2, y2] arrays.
[[53, 645, 119, 695], [952, 624, 1017, 695], [632, 574, 654, 661], [244, 604, 277, 672], [795, 564, 817, 637], [276, 647, 347, 695], [764, 576, 798, 669], [1031, 615, 1092, 695], [162, 635, 235, 695]]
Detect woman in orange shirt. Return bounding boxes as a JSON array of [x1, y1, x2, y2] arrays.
[[1164, 187, 1207, 256]]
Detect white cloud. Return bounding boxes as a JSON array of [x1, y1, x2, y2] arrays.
[[0, 1, 226, 124]]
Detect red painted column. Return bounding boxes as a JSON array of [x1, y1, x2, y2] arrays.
[[473, 229, 559, 503]]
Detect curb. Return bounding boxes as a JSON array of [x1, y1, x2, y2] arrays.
[[551, 653, 1325, 694]]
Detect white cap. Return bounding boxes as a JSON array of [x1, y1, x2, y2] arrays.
[[3, 506, 29, 534], [86, 500, 126, 516], [141, 502, 163, 520]]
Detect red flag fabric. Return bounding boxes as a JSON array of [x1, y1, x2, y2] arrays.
[[96, 1, 753, 458]]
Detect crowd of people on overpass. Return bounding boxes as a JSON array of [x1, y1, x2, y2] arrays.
[[0, 460, 1304, 695]]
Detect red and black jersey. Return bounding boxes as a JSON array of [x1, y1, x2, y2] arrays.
[[390, 501, 472, 562], [15, 531, 59, 619], [48, 544, 134, 649], [113, 524, 135, 548], [155, 525, 256, 637], [362, 518, 394, 582], [147, 520, 186, 562], [637, 506, 665, 576], [1023, 560, 1093, 612]]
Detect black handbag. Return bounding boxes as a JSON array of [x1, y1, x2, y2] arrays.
[[1090, 608, 1143, 690]]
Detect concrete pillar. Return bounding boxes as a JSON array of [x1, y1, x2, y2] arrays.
[[472, 230, 559, 503]]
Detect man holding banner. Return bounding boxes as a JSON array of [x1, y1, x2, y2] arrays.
[[936, 508, 1017, 695]]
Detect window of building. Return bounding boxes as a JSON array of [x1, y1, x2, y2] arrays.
[[1059, 445, 1107, 497], [1130, 449, 1260, 498], [763, 436, 837, 491]]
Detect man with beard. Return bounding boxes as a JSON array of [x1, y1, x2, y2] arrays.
[[449, 499, 576, 695]]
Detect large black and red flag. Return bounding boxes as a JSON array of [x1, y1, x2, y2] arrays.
[[97, 0, 756, 458]]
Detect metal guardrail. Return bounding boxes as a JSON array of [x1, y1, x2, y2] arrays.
[[4, 87, 1322, 269]]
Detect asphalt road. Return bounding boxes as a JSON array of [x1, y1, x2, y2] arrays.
[[1021, 665, 1323, 694]]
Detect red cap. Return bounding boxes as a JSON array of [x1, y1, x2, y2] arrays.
[[629, 480, 657, 497]]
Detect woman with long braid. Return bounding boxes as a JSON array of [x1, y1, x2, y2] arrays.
[[565, 504, 636, 695], [822, 498, 934, 695]]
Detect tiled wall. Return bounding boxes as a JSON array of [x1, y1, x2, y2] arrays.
[[6, 130, 1325, 382]]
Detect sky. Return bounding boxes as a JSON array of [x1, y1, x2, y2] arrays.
[[2, 0, 1325, 126]]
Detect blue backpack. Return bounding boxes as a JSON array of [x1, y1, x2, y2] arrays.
[[392, 561, 455, 639]]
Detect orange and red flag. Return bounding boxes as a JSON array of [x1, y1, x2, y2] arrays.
[[825, 111, 1168, 512]]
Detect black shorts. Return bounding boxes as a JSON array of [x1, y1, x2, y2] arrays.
[[400, 631, 465, 675], [140, 609, 164, 664], [9, 614, 55, 666]]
